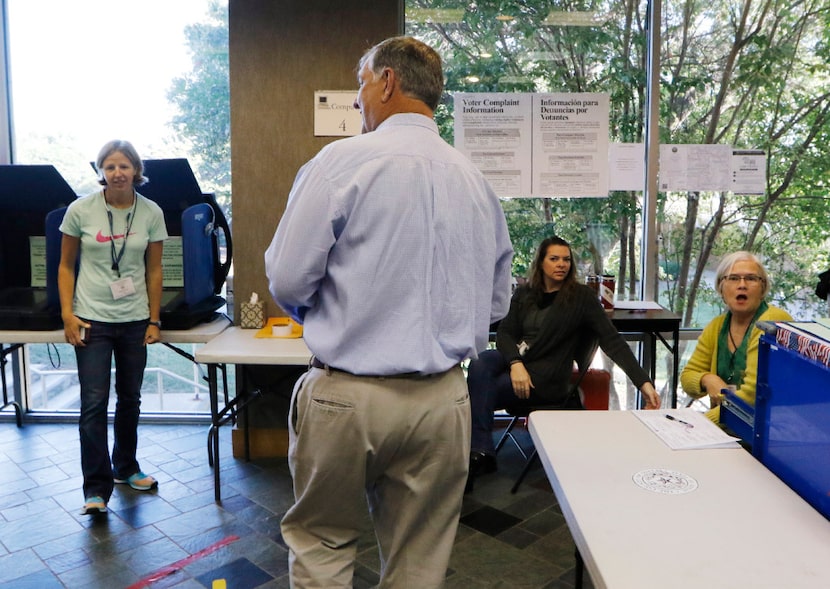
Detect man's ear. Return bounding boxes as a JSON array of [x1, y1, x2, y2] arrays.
[[381, 68, 395, 102]]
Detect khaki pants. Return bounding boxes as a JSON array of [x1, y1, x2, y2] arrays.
[[281, 365, 470, 588]]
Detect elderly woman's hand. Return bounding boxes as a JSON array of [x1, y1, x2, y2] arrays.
[[700, 373, 729, 407]]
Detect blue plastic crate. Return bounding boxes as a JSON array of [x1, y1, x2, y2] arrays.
[[755, 333, 830, 520]]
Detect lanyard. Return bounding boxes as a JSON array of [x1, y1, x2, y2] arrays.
[[103, 191, 137, 278]]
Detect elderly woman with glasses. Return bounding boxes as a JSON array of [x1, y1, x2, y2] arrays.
[[681, 251, 792, 423]]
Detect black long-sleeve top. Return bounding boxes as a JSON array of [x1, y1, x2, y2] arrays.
[[496, 283, 652, 402]]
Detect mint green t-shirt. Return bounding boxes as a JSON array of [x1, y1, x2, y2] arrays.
[[60, 190, 168, 323]]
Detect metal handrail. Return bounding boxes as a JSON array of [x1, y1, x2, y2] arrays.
[[27, 366, 210, 412]]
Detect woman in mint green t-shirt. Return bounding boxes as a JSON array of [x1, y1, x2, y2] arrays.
[[58, 140, 168, 515]]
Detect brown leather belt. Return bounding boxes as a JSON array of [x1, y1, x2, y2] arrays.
[[310, 356, 437, 379]]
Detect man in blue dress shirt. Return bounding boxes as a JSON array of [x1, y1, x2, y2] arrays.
[[265, 36, 513, 588]]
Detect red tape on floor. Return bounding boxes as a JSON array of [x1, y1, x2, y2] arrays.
[[125, 534, 240, 589]]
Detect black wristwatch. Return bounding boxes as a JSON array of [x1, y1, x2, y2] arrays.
[[148, 320, 162, 329]]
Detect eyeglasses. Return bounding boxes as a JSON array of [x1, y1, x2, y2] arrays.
[[722, 274, 764, 284]]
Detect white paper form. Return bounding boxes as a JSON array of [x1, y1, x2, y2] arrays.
[[532, 93, 610, 197], [633, 409, 741, 450], [731, 149, 766, 195], [659, 144, 733, 192], [609, 143, 645, 191], [453, 92, 533, 197]]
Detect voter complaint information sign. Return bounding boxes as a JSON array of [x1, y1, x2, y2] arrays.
[[454, 92, 610, 197]]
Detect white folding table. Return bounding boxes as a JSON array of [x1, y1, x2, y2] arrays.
[[529, 410, 830, 588], [194, 326, 311, 501], [0, 314, 231, 427]]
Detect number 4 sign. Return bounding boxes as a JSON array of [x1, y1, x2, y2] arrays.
[[314, 91, 362, 137]]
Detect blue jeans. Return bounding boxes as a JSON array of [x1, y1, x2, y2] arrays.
[[76, 319, 147, 500], [468, 349, 529, 455], [468, 349, 579, 455]]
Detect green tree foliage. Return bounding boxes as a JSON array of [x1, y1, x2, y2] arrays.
[[16, 132, 100, 196], [660, 0, 830, 324], [407, 0, 830, 325], [167, 0, 231, 220], [408, 0, 653, 297]]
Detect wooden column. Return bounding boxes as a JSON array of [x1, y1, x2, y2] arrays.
[[228, 0, 401, 455]]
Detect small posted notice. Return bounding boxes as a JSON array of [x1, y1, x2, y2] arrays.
[[29, 236, 47, 287], [314, 91, 362, 137], [162, 236, 184, 287], [731, 149, 766, 195]]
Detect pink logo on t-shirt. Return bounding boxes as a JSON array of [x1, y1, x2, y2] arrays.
[[96, 230, 133, 243]]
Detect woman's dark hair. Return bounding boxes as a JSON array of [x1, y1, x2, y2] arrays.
[[96, 139, 148, 187], [527, 236, 579, 302]]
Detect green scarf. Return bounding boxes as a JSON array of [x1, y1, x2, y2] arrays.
[[716, 301, 768, 386]]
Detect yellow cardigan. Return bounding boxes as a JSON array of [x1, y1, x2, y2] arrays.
[[680, 305, 792, 422]]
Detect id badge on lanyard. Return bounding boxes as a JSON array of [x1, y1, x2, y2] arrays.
[[110, 276, 137, 300], [105, 194, 138, 299]]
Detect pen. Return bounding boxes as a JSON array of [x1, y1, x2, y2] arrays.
[[665, 414, 694, 428]]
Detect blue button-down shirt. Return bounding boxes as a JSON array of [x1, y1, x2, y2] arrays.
[[265, 113, 513, 375]]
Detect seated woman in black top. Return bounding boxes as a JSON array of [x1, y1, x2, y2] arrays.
[[466, 236, 661, 489]]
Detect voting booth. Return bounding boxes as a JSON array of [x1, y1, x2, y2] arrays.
[[0, 165, 77, 330], [0, 160, 231, 331], [723, 321, 830, 519], [137, 158, 232, 329]]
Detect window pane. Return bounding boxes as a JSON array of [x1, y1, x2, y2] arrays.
[[4, 0, 231, 415], [405, 1, 830, 408], [405, 1, 830, 328], [7, 0, 228, 197], [405, 2, 648, 302], [24, 342, 220, 415]]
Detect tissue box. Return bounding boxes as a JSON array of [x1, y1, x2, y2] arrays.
[[240, 301, 265, 329]]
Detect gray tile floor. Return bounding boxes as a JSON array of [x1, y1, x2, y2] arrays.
[[0, 417, 591, 588]]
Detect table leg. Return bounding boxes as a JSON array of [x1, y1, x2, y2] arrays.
[[648, 333, 657, 407], [671, 327, 679, 408], [575, 548, 584, 588], [206, 427, 215, 467], [653, 329, 680, 409], [221, 364, 230, 416], [241, 365, 251, 461], [0, 344, 24, 427], [207, 362, 222, 502], [635, 333, 658, 409]]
